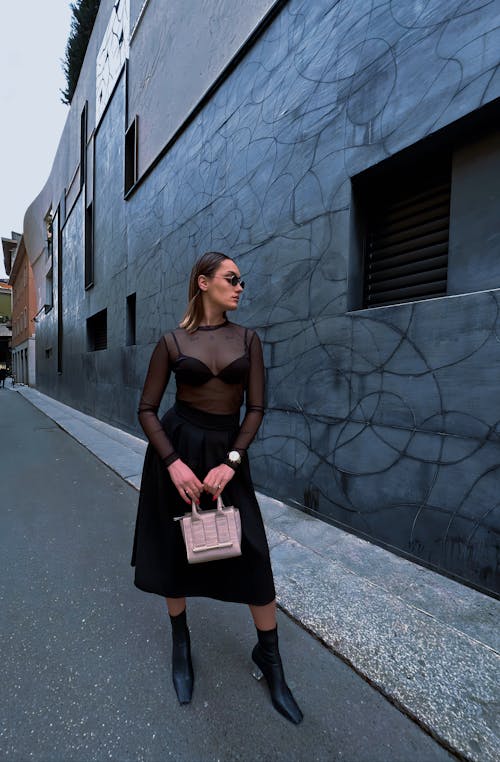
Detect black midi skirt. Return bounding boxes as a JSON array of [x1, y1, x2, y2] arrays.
[[131, 401, 276, 606]]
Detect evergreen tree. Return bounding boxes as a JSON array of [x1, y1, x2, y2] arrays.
[[61, 0, 101, 105]]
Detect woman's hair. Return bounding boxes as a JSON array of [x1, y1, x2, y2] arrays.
[[179, 251, 231, 332]]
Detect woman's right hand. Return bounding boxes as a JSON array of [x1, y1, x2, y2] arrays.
[[167, 459, 204, 505]]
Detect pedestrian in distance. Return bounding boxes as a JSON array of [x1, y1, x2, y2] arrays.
[[131, 251, 303, 724], [0, 367, 7, 388]]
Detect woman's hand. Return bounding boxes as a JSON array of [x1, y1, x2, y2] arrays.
[[203, 464, 236, 500], [167, 459, 204, 505]]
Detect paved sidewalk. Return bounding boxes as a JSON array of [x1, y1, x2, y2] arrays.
[[9, 384, 500, 762]]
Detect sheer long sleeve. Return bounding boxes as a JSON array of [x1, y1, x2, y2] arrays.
[[137, 336, 179, 467], [232, 330, 265, 454]]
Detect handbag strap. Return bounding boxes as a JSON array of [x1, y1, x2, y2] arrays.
[[190, 496, 225, 519]]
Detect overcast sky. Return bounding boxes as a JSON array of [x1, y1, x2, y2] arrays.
[[0, 2, 72, 278]]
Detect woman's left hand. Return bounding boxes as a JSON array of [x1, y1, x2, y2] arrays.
[[203, 464, 236, 499]]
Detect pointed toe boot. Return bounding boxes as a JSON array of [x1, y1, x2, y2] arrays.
[[251, 626, 303, 725], [170, 609, 194, 704]]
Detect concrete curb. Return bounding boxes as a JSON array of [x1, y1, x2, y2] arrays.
[[13, 385, 500, 762]]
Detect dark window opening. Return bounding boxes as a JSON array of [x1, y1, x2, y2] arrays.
[[80, 102, 88, 189], [363, 169, 450, 308], [350, 100, 500, 311], [126, 292, 136, 346], [45, 210, 53, 259], [84, 202, 94, 289], [87, 309, 107, 351], [125, 115, 138, 194], [56, 207, 63, 374], [45, 268, 53, 313]]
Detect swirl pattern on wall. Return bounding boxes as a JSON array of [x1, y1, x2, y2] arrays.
[[122, 0, 500, 591]]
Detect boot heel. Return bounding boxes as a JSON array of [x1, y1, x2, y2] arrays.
[[252, 666, 264, 681]]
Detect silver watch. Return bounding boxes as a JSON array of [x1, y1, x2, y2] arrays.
[[226, 450, 242, 467]]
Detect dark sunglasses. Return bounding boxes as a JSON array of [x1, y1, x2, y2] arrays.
[[215, 275, 245, 289]]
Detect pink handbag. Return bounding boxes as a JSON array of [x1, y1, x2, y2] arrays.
[[174, 496, 242, 564]]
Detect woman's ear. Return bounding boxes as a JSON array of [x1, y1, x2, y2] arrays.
[[198, 274, 208, 292]]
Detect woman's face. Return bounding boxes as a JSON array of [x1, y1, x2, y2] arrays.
[[199, 258, 244, 312]]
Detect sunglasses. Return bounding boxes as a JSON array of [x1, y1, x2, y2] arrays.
[[214, 275, 245, 289]]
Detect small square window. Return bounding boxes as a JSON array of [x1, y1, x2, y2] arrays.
[[87, 309, 107, 351]]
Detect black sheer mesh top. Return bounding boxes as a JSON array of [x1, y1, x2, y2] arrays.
[[137, 320, 265, 466]]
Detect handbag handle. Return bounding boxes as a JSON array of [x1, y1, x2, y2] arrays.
[[190, 495, 225, 520]]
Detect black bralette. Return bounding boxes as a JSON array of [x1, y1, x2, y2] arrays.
[[172, 353, 250, 386]]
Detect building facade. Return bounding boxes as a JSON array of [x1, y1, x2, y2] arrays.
[[2, 234, 20, 374], [7, 236, 36, 385], [0, 282, 12, 371], [23, 0, 500, 595]]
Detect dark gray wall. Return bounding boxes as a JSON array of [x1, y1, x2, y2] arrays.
[[128, 0, 277, 175], [29, 0, 500, 595], [448, 130, 500, 294]]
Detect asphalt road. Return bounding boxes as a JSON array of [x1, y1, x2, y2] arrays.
[[0, 390, 458, 762]]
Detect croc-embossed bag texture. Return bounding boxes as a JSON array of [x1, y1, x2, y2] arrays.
[[174, 496, 242, 564]]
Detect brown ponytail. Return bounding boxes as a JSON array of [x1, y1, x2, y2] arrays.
[[179, 251, 230, 332]]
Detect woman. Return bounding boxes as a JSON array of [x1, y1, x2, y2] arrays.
[[131, 252, 303, 724]]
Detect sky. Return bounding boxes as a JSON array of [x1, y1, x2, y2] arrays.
[[0, 1, 73, 279]]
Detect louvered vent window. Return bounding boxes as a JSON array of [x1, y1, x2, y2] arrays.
[[87, 309, 107, 351], [363, 172, 450, 308]]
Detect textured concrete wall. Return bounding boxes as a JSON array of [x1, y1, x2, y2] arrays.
[[128, 0, 277, 174], [26, 0, 500, 594]]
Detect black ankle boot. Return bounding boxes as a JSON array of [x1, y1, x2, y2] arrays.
[[169, 609, 194, 704], [252, 626, 303, 724]]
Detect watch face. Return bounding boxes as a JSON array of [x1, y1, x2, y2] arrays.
[[229, 451, 241, 463]]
